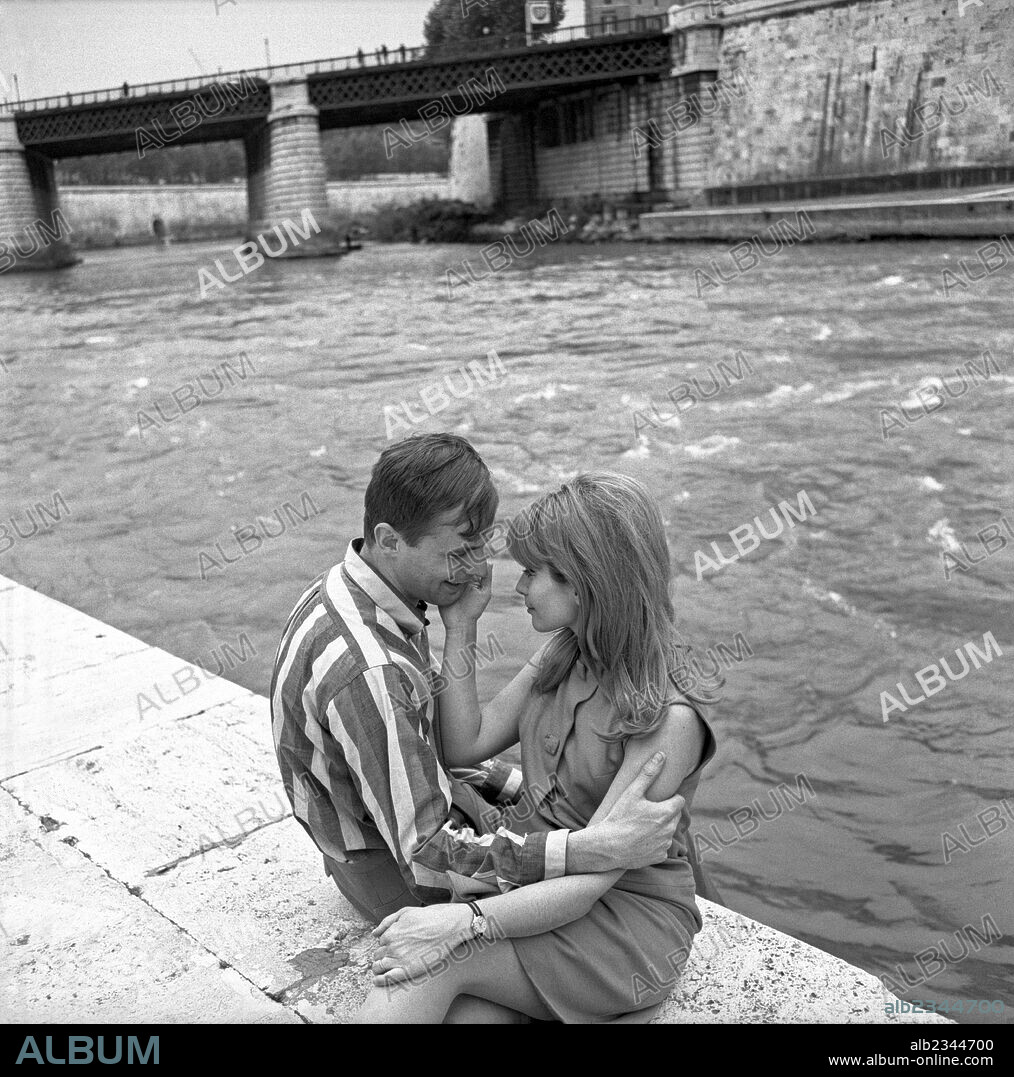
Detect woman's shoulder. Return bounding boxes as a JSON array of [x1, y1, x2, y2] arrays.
[[663, 697, 716, 775], [662, 698, 707, 745], [624, 698, 713, 784]]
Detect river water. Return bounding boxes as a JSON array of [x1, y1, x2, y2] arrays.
[[2, 236, 1011, 1021]]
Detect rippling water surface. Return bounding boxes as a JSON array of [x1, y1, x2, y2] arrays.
[[2, 237, 1011, 1021]]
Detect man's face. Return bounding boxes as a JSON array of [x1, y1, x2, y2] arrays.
[[393, 509, 489, 607]]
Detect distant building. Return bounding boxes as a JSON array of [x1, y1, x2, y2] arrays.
[[584, 0, 673, 33]]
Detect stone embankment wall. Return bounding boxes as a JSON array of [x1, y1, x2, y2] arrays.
[[711, 0, 1014, 186], [489, 83, 682, 207], [493, 0, 1012, 207], [59, 174, 452, 248]]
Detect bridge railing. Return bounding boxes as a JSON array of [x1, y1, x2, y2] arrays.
[[6, 17, 666, 113]]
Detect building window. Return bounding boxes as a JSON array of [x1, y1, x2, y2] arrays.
[[543, 96, 595, 145], [579, 96, 595, 141], [600, 88, 627, 138], [536, 103, 561, 147], [561, 99, 577, 142]]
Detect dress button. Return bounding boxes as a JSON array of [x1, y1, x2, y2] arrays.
[[543, 733, 559, 753]]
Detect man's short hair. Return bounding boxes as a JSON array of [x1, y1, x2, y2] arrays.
[[363, 433, 498, 546]]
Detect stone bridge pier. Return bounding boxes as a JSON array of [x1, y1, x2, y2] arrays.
[[0, 111, 79, 273], [665, 0, 724, 204], [244, 78, 343, 258]]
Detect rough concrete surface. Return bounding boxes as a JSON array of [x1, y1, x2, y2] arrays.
[[0, 791, 296, 1024]]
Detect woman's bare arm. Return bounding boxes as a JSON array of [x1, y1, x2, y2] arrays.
[[437, 564, 552, 766], [438, 622, 545, 765]]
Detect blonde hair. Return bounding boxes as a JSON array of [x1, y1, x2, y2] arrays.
[[507, 472, 720, 739]]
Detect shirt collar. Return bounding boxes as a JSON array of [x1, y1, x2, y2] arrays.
[[337, 538, 429, 635]]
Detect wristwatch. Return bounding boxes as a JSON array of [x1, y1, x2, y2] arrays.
[[467, 900, 487, 940]]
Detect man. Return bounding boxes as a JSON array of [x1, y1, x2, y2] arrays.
[[270, 433, 705, 924], [151, 216, 170, 248]]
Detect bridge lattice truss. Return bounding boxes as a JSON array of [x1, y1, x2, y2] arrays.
[[16, 86, 272, 155], [15, 35, 669, 154], [309, 37, 670, 118]]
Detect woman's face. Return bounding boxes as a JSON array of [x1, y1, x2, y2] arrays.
[[514, 563, 580, 633]]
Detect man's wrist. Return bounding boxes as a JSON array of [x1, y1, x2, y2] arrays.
[[566, 826, 613, 874]]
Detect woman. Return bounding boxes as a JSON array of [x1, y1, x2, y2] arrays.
[[355, 473, 718, 1023]]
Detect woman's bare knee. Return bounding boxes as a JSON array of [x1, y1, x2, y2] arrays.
[[355, 956, 473, 1023], [444, 994, 529, 1024], [451, 939, 554, 1021]]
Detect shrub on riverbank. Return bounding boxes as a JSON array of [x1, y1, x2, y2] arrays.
[[366, 197, 490, 242]]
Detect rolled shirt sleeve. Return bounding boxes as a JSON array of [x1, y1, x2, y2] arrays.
[[448, 758, 525, 805], [543, 828, 569, 880], [326, 664, 564, 900]]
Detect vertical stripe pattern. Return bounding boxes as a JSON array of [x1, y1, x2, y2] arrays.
[[269, 540, 552, 904]]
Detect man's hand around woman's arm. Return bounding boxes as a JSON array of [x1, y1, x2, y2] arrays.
[[567, 750, 687, 872], [371, 753, 686, 989]]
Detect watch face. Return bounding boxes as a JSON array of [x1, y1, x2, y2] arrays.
[[474, 915, 487, 937]]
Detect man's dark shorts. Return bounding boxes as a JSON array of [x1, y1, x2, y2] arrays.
[[323, 848, 424, 925]]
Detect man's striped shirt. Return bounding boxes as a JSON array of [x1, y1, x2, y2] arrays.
[[270, 539, 568, 904]]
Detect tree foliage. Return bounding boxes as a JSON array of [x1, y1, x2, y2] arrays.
[[368, 197, 489, 242], [424, 0, 567, 47], [322, 126, 450, 178], [57, 126, 449, 185]]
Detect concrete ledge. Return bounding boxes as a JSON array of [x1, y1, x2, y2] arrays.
[[0, 790, 297, 1024], [639, 193, 1014, 241], [1, 582, 253, 782], [0, 575, 951, 1023]]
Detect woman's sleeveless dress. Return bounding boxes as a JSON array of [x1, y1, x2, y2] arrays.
[[500, 660, 717, 1023]]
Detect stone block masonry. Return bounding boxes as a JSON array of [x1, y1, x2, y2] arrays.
[[0, 114, 79, 271], [244, 77, 342, 256], [494, 82, 680, 207], [711, 0, 1014, 187], [509, 0, 1013, 208]]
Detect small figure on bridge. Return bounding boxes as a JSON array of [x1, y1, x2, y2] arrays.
[[122, 82, 130, 97], [380, 44, 389, 63], [399, 43, 407, 63], [357, 48, 365, 66], [151, 216, 171, 248]]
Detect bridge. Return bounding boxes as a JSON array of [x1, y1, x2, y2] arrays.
[[1, 14, 693, 271], [14, 19, 669, 154]]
